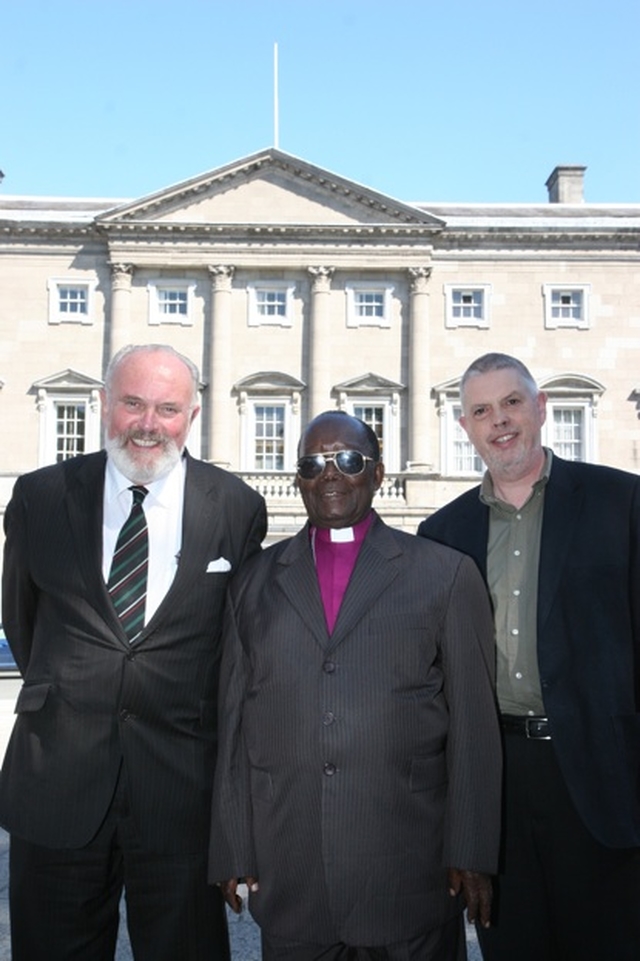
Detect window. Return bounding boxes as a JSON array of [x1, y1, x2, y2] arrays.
[[148, 281, 196, 326], [451, 404, 483, 474], [254, 405, 285, 471], [353, 404, 385, 461], [539, 374, 604, 462], [48, 279, 97, 325], [542, 285, 590, 329], [55, 402, 86, 461], [346, 283, 394, 328], [34, 370, 103, 467], [235, 372, 304, 472], [444, 285, 491, 329], [336, 374, 403, 473], [434, 379, 484, 477], [247, 283, 295, 327], [548, 407, 584, 460]]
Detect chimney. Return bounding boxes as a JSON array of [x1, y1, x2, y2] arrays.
[[545, 165, 587, 203]]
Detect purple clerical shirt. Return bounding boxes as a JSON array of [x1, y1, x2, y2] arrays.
[[310, 512, 374, 634]]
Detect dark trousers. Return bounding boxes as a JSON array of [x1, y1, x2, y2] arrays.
[[478, 732, 640, 961], [261, 915, 465, 961], [8, 770, 230, 961]]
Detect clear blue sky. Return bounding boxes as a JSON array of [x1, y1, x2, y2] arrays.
[[1, 0, 638, 204]]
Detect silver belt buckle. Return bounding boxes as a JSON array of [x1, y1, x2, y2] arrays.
[[525, 717, 551, 740]]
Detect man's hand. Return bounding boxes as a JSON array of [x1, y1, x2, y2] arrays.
[[447, 868, 493, 928], [218, 877, 259, 914]]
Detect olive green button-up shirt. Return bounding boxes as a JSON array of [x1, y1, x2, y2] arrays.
[[480, 450, 553, 716]]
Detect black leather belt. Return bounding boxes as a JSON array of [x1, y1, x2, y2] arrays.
[[501, 714, 551, 740]]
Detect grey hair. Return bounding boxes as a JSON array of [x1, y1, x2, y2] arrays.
[[460, 352, 539, 404], [104, 344, 200, 403]]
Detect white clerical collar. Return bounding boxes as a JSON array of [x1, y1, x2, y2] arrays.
[[329, 526, 355, 543]]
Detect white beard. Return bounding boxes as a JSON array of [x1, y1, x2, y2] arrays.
[[105, 432, 182, 484]]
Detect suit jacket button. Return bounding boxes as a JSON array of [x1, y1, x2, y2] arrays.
[[323, 660, 336, 674], [323, 762, 337, 776]]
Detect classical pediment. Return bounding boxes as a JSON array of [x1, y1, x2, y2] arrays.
[[234, 371, 306, 393], [98, 148, 444, 230], [334, 372, 405, 393], [32, 369, 103, 391]]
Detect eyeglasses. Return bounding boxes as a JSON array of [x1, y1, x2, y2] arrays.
[[296, 450, 376, 480]]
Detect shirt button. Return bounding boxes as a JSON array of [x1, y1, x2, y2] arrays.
[[514, 550, 521, 557], [511, 628, 519, 636], [322, 712, 335, 726], [513, 589, 520, 597], [323, 762, 337, 776], [515, 672, 523, 680], [323, 661, 336, 674]]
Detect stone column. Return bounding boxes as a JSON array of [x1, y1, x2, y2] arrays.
[[407, 266, 432, 470], [108, 263, 134, 357], [207, 265, 235, 467], [307, 266, 334, 418]]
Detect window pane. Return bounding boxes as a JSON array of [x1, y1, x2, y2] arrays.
[[452, 405, 482, 473], [551, 289, 582, 321], [552, 407, 583, 461], [254, 405, 285, 470], [56, 403, 86, 461], [355, 292, 384, 318], [58, 286, 87, 314], [354, 405, 384, 460], [158, 289, 187, 315], [452, 289, 483, 320], [256, 290, 286, 316]]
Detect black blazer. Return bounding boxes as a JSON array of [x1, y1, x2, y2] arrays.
[[418, 455, 640, 849], [1, 450, 267, 852], [209, 513, 502, 945]]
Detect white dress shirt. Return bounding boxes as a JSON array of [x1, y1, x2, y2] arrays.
[[102, 456, 186, 625]]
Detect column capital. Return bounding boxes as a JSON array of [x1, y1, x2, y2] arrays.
[[408, 266, 432, 294], [109, 262, 134, 290], [308, 266, 335, 293], [208, 265, 235, 292]]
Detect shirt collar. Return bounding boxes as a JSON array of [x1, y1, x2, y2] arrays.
[[105, 454, 187, 509], [480, 448, 552, 509]]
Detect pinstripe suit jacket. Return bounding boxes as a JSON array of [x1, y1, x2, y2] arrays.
[[0, 450, 267, 852], [209, 512, 502, 945]]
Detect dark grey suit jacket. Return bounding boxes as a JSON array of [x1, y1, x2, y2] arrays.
[[418, 455, 640, 849], [1, 450, 267, 853], [209, 513, 502, 945]]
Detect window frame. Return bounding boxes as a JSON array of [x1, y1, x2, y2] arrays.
[[247, 282, 296, 327], [345, 282, 394, 329], [542, 284, 591, 330], [443, 284, 491, 329], [147, 280, 196, 326], [47, 278, 97, 325]]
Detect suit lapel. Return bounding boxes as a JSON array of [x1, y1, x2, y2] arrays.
[[274, 527, 331, 650], [142, 455, 223, 632], [274, 516, 403, 652], [64, 452, 126, 639], [538, 458, 582, 632], [329, 517, 402, 649]]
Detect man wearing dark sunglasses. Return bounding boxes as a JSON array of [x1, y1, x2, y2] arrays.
[[209, 410, 502, 961]]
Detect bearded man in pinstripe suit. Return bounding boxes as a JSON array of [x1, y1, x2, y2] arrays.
[[209, 411, 502, 961], [1, 344, 267, 961]]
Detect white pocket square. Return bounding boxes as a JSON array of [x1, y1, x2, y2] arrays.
[[206, 557, 232, 573]]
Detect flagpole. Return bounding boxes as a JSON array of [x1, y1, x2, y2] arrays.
[[273, 42, 279, 148]]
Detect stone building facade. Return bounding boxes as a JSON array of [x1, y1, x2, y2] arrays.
[[1, 148, 639, 545]]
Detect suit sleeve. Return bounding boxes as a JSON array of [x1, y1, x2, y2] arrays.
[[2, 479, 36, 675], [440, 553, 502, 874], [208, 580, 257, 882]]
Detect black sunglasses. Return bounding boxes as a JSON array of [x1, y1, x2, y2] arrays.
[[296, 450, 376, 480]]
